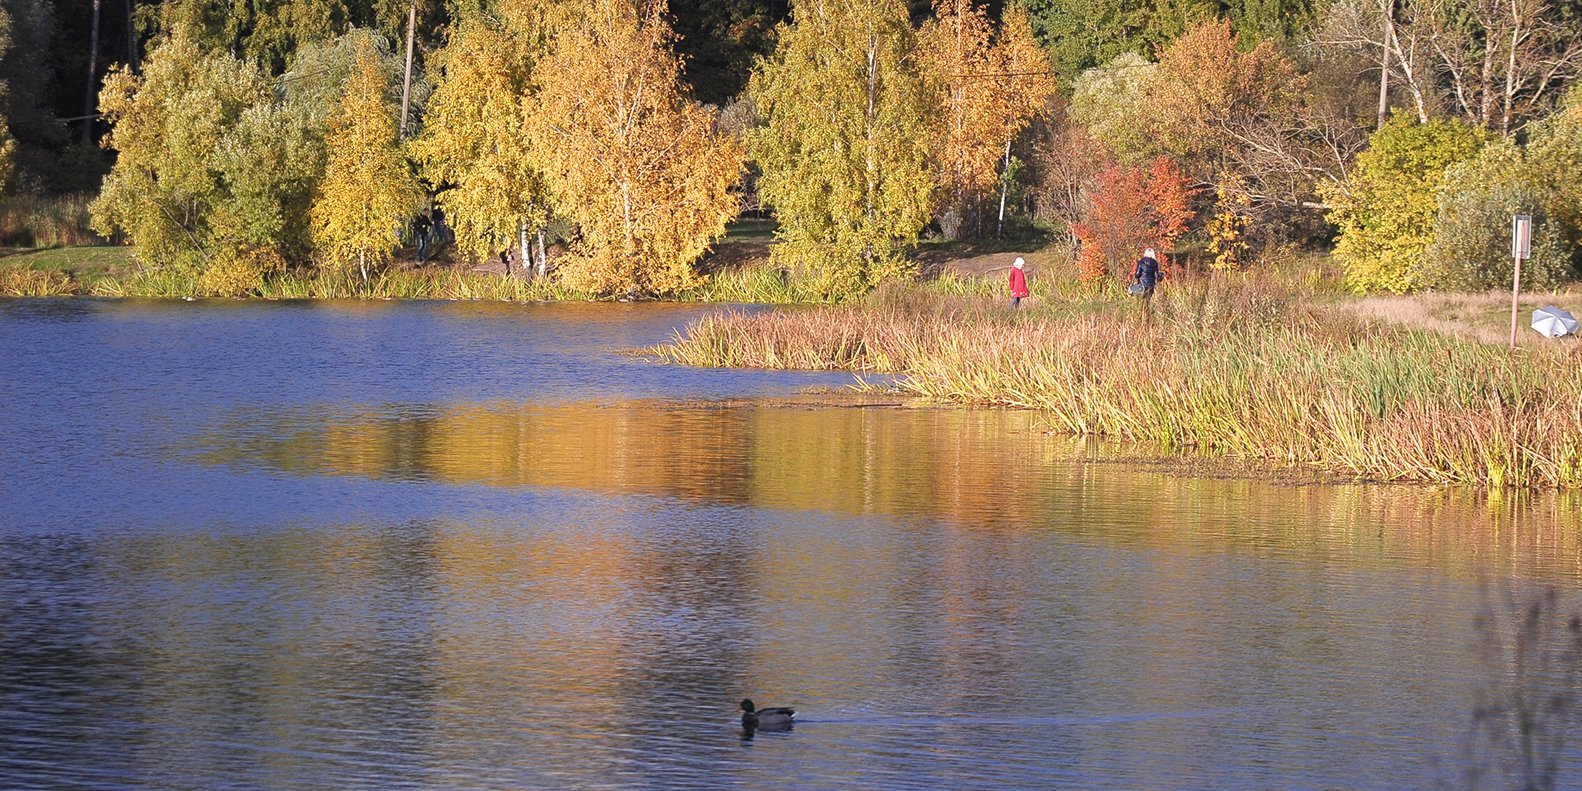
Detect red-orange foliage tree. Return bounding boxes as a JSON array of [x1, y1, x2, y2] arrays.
[[1072, 156, 1194, 283]]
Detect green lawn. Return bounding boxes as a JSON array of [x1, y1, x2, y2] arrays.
[[1, 245, 133, 277]]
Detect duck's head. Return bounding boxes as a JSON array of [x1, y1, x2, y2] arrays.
[[740, 699, 756, 714]]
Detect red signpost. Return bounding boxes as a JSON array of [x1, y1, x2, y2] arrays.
[[1510, 214, 1532, 350]]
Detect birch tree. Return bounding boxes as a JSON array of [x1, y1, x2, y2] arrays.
[[919, 0, 1056, 237], [90, 30, 272, 276], [312, 39, 421, 283], [527, 0, 743, 295], [748, 0, 939, 299], [412, 0, 571, 273], [1314, 0, 1582, 134]]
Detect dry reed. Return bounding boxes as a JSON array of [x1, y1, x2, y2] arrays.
[[656, 273, 1582, 489]]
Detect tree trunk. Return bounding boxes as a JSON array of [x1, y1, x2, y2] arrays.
[[536, 229, 547, 278], [83, 0, 102, 145], [399, 0, 417, 139], [1501, 1, 1522, 136], [1376, 0, 1393, 128], [996, 140, 1011, 238], [126, 0, 139, 73], [518, 220, 530, 278], [864, 36, 878, 268], [360, 249, 368, 283]]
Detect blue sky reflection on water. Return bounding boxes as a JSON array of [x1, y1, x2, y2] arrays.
[[3, 297, 1582, 790]]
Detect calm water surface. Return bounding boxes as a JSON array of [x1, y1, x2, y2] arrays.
[[3, 297, 1581, 790]]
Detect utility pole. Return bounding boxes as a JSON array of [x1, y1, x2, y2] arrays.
[[399, 0, 417, 139], [83, 0, 102, 145]]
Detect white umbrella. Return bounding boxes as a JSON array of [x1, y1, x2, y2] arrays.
[[1531, 306, 1579, 338]]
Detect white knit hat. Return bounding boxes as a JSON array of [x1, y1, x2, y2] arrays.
[[1013, 257, 1025, 269]]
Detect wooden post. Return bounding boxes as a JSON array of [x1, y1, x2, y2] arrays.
[[1509, 214, 1531, 350]]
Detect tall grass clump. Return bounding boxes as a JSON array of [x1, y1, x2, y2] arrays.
[[0, 193, 104, 247], [86, 266, 597, 301], [656, 270, 1582, 489], [683, 264, 834, 303], [0, 266, 74, 296]]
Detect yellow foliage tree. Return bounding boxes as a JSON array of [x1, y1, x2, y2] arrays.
[[411, 0, 575, 272], [312, 40, 422, 283], [90, 29, 273, 279], [919, 1, 1056, 236], [748, 0, 939, 299], [527, 0, 743, 296], [0, 6, 15, 190]]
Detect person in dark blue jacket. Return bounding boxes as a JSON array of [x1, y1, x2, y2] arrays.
[[1132, 248, 1160, 296], [1131, 248, 1161, 321]]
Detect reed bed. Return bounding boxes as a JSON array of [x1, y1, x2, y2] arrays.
[[655, 274, 1582, 489], [80, 266, 592, 301], [0, 266, 75, 296], [0, 193, 103, 248]]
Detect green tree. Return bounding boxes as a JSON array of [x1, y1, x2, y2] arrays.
[[1424, 108, 1582, 291], [748, 0, 939, 299], [1424, 140, 1571, 292], [154, 0, 354, 73], [0, 4, 17, 190], [527, 0, 743, 296], [90, 30, 272, 281], [1322, 114, 1486, 293], [311, 36, 422, 282], [1068, 51, 1157, 163], [668, 0, 782, 106], [1221, 0, 1323, 42], [1021, 0, 1214, 83]]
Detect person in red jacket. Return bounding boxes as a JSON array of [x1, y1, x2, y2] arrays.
[[1008, 257, 1030, 309]]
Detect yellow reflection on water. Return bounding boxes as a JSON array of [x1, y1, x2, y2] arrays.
[[195, 399, 1582, 582]]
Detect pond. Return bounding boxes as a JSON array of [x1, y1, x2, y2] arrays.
[[3, 297, 1581, 789]]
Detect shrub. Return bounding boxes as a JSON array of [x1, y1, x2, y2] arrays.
[[0, 193, 103, 247], [1425, 141, 1573, 291], [1324, 114, 1486, 293], [1072, 156, 1193, 282]]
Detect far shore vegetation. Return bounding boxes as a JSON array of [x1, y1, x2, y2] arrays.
[[5, 0, 1582, 488], [655, 263, 1582, 490]]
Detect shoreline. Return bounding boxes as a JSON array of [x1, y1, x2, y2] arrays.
[[652, 279, 1582, 490]]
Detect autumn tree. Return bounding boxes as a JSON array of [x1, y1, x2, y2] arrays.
[[918, 0, 1056, 237], [1071, 156, 1193, 283], [90, 30, 273, 284], [1314, 0, 1582, 135], [1069, 20, 1368, 262], [749, 0, 939, 299], [1322, 114, 1485, 293], [527, 0, 743, 296], [312, 37, 422, 283], [413, 0, 573, 274], [0, 5, 17, 190]]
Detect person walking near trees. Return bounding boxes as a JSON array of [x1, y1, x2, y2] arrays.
[[1008, 256, 1030, 309], [1131, 248, 1161, 318]]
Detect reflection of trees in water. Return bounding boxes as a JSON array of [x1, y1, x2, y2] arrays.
[[1463, 587, 1582, 791], [195, 399, 1582, 581]]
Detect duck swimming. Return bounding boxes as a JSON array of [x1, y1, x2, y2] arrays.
[[740, 699, 795, 729]]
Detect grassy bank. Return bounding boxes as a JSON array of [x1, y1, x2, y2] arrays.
[[0, 240, 820, 302], [655, 273, 1582, 489]]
